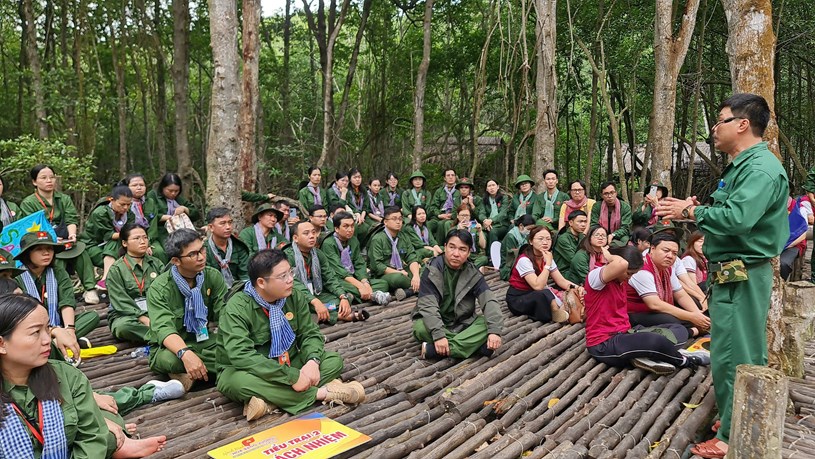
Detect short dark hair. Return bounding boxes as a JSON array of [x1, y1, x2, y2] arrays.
[[568, 180, 586, 191], [121, 173, 146, 187], [206, 207, 231, 223], [30, 164, 56, 181], [248, 249, 288, 285], [327, 204, 343, 215], [157, 172, 183, 195], [599, 181, 617, 192], [291, 220, 313, 235], [111, 185, 133, 200], [516, 214, 536, 227], [307, 166, 321, 176], [445, 228, 473, 247], [333, 211, 355, 228], [631, 227, 652, 245], [543, 169, 558, 179], [649, 230, 679, 248], [443, 168, 456, 176], [720, 93, 771, 137], [164, 228, 201, 259], [309, 205, 326, 216], [384, 206, 401, 219], [0, 278, 19, 295], [568, 210, 587, 221], [273, 200, 289, 210], [609, 245, 644, 270]]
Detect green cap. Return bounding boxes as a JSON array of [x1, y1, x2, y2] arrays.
[[514, 174, 535, 188], [14, 231, 65, 261], [408, 171, 426, 181], [455, 177, 474, 190], [252, 203, 285, 224], [0, 249, 24, 277]]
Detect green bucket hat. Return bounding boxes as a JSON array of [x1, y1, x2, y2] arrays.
[[514, 174, 535, 188], [252, 203, 285, 224], [455, 177, 474, 190], [0, 249, 24, 277], [408, 171, 426, 182], [56, 240, 87, 260], [14, 231, 65, 261], [648, 181, 669, 197]]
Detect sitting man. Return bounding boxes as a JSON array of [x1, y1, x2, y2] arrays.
[[216, 249, 365, 421], [274, 200, 299, 242], [239, 203, 286, 256], [367, 206, 421, 300], [147, 228, 227, 391], [553, 210, 588, 277], [499, 214, 536, 281], [626, 231, 710, 338], [413, 229, 504, 359], [283, 221, 362, 324], [590, 181, 632, 247], [321, 211, 392, 305], [308, 204, 333, 244], [205, 207, 250, 287]]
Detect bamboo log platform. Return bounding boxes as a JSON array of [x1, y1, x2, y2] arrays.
[[73, 271, 815, 458]]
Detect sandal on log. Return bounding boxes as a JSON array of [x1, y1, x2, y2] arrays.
[[690, 438, 727, 459], [711, 419, 721, 433]]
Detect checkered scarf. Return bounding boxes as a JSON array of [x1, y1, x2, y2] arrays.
[[170, 266, 208, 333], [165, 198, 179, 216], [367, 191, 384, 217], [207, 237, 234, 286], [307, 184, 322, 206], [0, 198, 12, 226], [243, 281, 295, 358], [0, 400, 68, 459], [109, 204, 127, 232], [254, 223, 276, 251], [131, 198, 149, 228], [20, 269, 60, 327]]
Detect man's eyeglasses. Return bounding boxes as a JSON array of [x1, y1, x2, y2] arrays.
[[180, 246, 207, 260], [713, 116, 744, 129], [265, 268, 296, 282], [570, 188, 585, 193]]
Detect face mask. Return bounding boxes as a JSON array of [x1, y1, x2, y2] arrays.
[[520, 229, 530, 237]]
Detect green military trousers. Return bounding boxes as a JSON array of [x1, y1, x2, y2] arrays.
[[709, 261, 772, 443], [148, 338, 219, 377], [376, 272, 415, 292], [58, 250, 97, 291], [109, 316, 149, 343], [412, 315, 489, 359], [340, 279, 390, 303]]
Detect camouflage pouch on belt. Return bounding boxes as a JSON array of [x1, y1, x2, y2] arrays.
[[709, 259, 749, 285]]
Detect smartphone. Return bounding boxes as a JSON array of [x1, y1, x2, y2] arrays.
[[289, 208, 297, 219], [470, 220, 477, 230], [648, 186, 658, 197]]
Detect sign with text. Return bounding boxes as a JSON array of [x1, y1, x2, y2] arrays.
[[207, 413, 370, 459]]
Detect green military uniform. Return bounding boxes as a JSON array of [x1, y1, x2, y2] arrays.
[[326, 185, 349, 210], [130, 197, 167, 263], [506, 190, 537, 225], [298, 185, 328, 212], [428, 185, 460, 242], [477, 194, 511, 245], [19, 192, 96, 291], [216, 289, 344, 414], [402, 224, 438, 262], [283, 245, 347, 324], [589, 199, 633, 246], [146, 266, 227, 376], [241, 190, 273, 203], [320, 232, 389, 301], [365, 189, 386, 226], [106, 254, 164, 342], [802, 165, 815, 283], [346, 187, 372, 241], [238, 225, 285, 256], [401, 188, 431, 219], [412, 256, 503, 358], [533, 189, 570, 229], [553, 230, 584, 280], [565, 249, 595, 285], [79, 203, 135, 267], [3, 360, 111, 458], [380, 186, 402, 210], [0, 198, 20, 224], [144, 189, 200, 248], [693, 141, 788, 444], [205, 235, 250, 286], [367, 229, 419, 291], [499, 228, 526, 281]]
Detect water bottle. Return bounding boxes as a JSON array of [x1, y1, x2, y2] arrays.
[[325, 302, 337, 311], [130, 346, 150, 358]]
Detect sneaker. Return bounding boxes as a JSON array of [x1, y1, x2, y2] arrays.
[[395, 288, 407, 301], [83, 289, 100, 305], [96, 279, 107, 291], [244, 396, 278, 421], [632, 357, 677, 375], [322, 381, 366, 405], [420, 342, 438, 360], [550, 308, 569, 324], [372, 291, 392, 305], [679, 349, 711, 367], [147, 379, 186, 403], [168, 373, 194, 393]]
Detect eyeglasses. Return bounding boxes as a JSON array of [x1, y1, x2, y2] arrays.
[[713, 116, 744, 129], [265, 268, 296, 282], [570, 188, 585, 192], [591, 233, 608, 239], [533, 236, 552, 242], [180, 246, 207, 260]]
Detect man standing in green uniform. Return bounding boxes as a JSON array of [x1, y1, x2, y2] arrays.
[[320, 211, 392, 305], [283, 221, 355, 325], [216, 249, 365, 421], [553, 210, 588, 278], [204, 207, 250, 287], [657, 94, 788, 459], [428, 169, 460, 242], [239, 203, 286, 256], [590, 181, 633, 247], [368, 206, 422, 300], [507, 175, 538, 225], [533, 169, 570, 229], [147, 228, 228, 392], [412, 229, 504, 359]]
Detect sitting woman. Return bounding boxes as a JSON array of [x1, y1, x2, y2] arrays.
[[14, 232, 100, 357], [327, 170, 350, 210], [506, 225, 577, 324], [121, 173, 166, 262], [0, 293, 168, 458], [583, 245, 709, 375], [565, 225, 608, 286], [79, 185, 134, 291], [478, 179, 510, 246], [146, 172, 200, 248], [365, 177, 386, 227], [239, 204, 285, 257], [380, 172, 402, 209], [400, 171, 430, 221], [404, 205, 443, 262], [0, 175, 20, 226], [347, 168, 371, 241], [105, 224, 165, 343], [681, 231, 708, 293], [451, 203, 489, 268]]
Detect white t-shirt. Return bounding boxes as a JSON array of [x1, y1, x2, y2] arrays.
[[516, 256, 558, 277], [682, 255, 698, 273], [672, 257, 688, 277], [588, 266, 605, 290], [628, 269, 682, 298]]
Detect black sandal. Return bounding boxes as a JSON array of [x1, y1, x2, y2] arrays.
[[352, 309, 370, 322]]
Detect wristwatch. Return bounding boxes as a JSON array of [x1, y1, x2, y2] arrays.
[[176, 347, 190, 359], [681, 205, 693, 219]]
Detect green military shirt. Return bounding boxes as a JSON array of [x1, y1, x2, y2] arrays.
[[241, 190, 272, 203], [326, 185, 349, 210], [1, 360, 109, 459], [15, 265, 75, 311], [205, 235, 250, 283], [320, 233, 368, 282], [428, 185, 460, 218], [565, 249, 592, 285], [553, 230, 584, 278], [532, 189, 570, 222], [440, 267, 461, 326], [298, 186, 328, 212], [282, 245, 347, 303], [106, 254, 165, 322], [401, 188, 431, 218], [1, 199, 20, 224], [238, 225, 285, 257], [403, 224, 438, 250], [145, 189, 200, 244], [477, 194, 510, 225], [499, 229, 526, 281], [146, 266, 227, 347], [380, 187, 402, 209], [216, 289, 329, 386], [367, 229, 418, 277], [365, 190, 386, 223], [347, 187, 367, 215], [695, 141, 789, 263], [589, 199, 633, 244], [19, 191, 79, 228], [453, 195, 483, 221], [79, 203, 134, 247], [506, 190, 537, 223]]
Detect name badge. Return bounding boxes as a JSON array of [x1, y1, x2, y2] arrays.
[[195, 324, 210, 342], [135, 297, 148, 312]]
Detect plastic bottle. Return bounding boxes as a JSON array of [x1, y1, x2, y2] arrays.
[[130, 346, 150, 358], [325, 302, 337, 311]]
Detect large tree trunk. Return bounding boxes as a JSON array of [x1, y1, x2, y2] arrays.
[[206, 0, 242, 212], [59, 0, 76, 146], [153, 0, 167, 174], [280, 0, 292, 143], [108, 16, 128, 178], [532, 0, 557, 190], [172, 0, 192, 181], [722, 0, 779, 159], [21, 0, 49, 138], [645, 0, 701, 194], [412, 0, 434, 171], [238, 0, 260, 229], [334, 0, 372, 148]]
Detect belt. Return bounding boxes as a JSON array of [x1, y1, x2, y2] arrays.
[[708, 258, 769, 272]]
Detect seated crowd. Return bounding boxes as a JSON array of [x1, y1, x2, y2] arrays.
[[7, 161, 807, 458]]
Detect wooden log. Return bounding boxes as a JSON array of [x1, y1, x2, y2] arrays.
[[728, 364, 788, 458], [645, 389, 716, 459], [412, 416, 486, 459], [438, 420, 502, 459]]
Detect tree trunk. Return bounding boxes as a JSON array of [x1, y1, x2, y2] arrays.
[[532, 0, 557, 191], [645, 0, 701, 194], [206, 0, 242, 212], [280, 0, 292, 143], [59, 0, 76, 146], [108, 18, 128, 178], [412, 0, 434, 171], [335, 0, 372, 148], [21, 0, 49, 138], [469, 1, 498, 179], [721, 0, 779, 159], [172, 0, 192, 180], [238, 0, 261, 230], [154, 0, 167, 174], [729, 365, 787, 458]]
